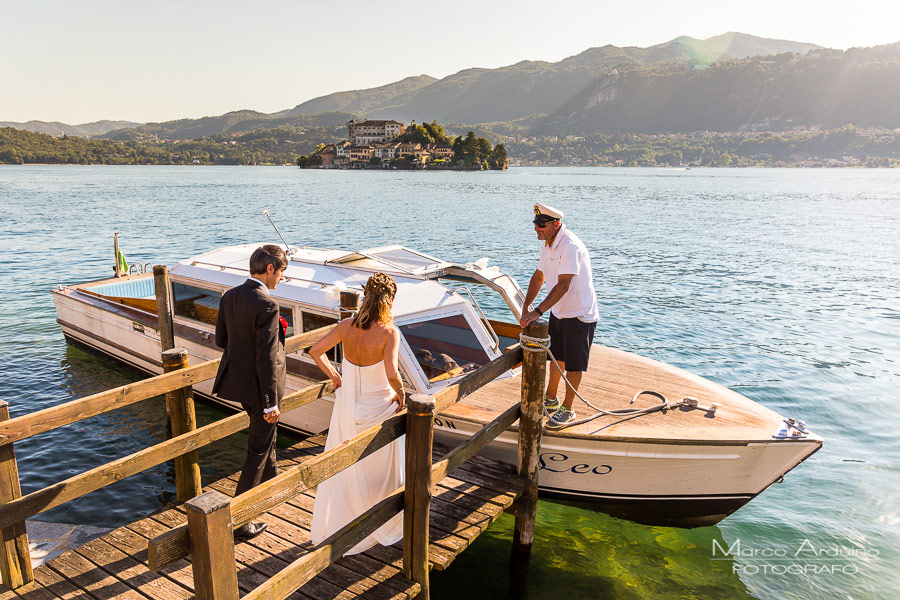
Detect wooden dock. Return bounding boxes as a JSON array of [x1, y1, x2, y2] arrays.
[[0, 437, 526, 600], [0, 270, 548, 600]]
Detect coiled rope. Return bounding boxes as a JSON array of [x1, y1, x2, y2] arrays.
[[519, 332, 701, 429]]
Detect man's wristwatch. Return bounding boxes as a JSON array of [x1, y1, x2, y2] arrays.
[[534, 306, 544, 317]]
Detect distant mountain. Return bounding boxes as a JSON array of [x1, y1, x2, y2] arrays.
[[286, 75, 437, 116], [101, 111, 354, 141], [314, 33, 823, 124], [0, 119, 141, 137], [540, 43, 900, 134], [94, 33, 822, 141]]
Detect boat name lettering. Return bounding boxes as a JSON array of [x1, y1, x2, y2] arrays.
[[539, 452, 612, 475], [434, 417, 456, 430]]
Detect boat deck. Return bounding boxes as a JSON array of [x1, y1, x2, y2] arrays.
[[447, 345, 785, 442], [0, 436, 526, 600]]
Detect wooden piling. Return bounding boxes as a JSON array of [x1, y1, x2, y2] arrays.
[[152, 265, 176, 353], [339, 290, 359, 320], [162, 348, 202, 503], [336, 290, 359, 365], [0, 401, 33, 588], [185, 491, 239, 600], [512, 319, 548, 559], [404, 394, 436, 600]]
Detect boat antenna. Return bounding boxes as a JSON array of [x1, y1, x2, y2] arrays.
[[263, 209, 292, 256]]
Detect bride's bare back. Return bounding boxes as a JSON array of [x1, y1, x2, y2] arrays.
[[341, 319, 396, 366], [309, 317, 404, 410]]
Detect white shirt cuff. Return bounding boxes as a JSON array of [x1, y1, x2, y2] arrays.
[[263, 406, 278, 413]]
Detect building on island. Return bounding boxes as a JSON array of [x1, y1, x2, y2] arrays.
[[428, 144, 454, 161], [347, 120, 405, 146], [349, 145, 375, 164]]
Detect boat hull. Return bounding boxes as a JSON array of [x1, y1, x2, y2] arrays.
[[54, 285, 821, 528]]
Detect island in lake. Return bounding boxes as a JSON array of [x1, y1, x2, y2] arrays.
[[296, 119, 508, 170]]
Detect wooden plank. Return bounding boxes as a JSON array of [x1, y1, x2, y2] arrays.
[[241, 491, 403, 600], [429, 403, 520, 486], [432, 347, 522, 415], [0, 379, 334, 530], [0, 325, 334, 447], [148, 410, 403, 571], [235, 526, 404, 600], [0, 577, 57, 600], [433, 474, 518, 510], [44, 549, 148, 600], [72, 537, 190, 600], [31, 565, 95, 600], [100, 526, 193, 595]]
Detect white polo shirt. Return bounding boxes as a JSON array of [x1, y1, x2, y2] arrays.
[[538, 224, 599, 322]]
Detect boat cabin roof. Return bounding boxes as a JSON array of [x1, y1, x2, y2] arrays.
[[170, 244, 466, 319]]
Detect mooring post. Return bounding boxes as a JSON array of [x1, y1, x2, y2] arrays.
[[162, 348, 202, 502], [0, 401, 33, 589], [404, 394, 435, 600], [512, 319, 548, 559], [339, 290, 359, 320], [337, 290, 359, 365], [153, 265, 176, 353], [185, 491, 239, 600]]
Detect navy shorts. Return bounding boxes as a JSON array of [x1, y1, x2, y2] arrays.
[[548, 313, 596, 372]]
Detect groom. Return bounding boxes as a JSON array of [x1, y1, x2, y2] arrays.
[[213, 244, 288, 541]]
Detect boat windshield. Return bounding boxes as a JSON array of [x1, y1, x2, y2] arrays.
[[398, 314, 491, 384]]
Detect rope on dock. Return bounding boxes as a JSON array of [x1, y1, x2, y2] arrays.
[[519, 333, 706, 430]]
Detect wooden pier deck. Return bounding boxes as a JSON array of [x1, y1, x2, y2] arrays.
[[0, 437, 527, 600], [1, 276, 549, 600]]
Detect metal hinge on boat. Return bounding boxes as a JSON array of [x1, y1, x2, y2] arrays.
[[773, 418, 809, 439]]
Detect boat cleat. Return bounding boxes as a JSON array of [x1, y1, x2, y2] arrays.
[[773, 418, 810, 439], [682, 396, 720, 414]]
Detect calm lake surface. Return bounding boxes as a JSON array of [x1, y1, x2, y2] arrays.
[[1, 166, 898, 599]]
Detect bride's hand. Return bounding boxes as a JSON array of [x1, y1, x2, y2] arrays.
[[331, 373, 342, 390], [391, 392, 403, 412]]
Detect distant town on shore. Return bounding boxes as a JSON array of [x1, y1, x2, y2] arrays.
[[296, 119, 507, 170]]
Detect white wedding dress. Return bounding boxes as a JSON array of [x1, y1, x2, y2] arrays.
[[310, 358, 405, 554]]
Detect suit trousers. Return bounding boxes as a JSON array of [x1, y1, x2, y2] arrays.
[[235, 402, 278, 496]]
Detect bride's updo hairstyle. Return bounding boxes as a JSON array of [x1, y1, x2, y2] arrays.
[[353, 272, 397, 330]]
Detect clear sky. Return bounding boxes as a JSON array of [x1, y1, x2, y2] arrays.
[[2, 0, 899, 124]]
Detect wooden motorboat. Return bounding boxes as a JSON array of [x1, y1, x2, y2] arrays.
[[52, 243, 821, 527]]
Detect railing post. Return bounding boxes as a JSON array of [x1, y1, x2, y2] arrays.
[[337, 290, 359, 365], [162, 348, 202, 503], [0, 401, 33, 588], [339, 290, 359, 321], [153, 265, 176, 353], [404, 394, 435, 600], [512, 319, 548, 559], [185, 491, 239, 600]]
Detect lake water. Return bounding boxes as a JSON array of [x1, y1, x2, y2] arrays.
[[1, 165, 898, 599]]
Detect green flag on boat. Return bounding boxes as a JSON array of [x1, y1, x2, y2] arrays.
[[116, 246, 128, 274]]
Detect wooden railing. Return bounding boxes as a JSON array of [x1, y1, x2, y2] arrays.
[[146, 319, 549, 600], [0, 322, 337, 589]]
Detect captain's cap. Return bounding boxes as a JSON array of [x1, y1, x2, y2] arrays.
[[533, 203, 564, 224]]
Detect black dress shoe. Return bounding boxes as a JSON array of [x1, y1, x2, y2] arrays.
[[234, 522, 267, 541]]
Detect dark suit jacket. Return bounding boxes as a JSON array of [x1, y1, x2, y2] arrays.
[[212, 279, 286, 411]]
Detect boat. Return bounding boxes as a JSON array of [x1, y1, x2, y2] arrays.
[[52, 243, 822, 527]]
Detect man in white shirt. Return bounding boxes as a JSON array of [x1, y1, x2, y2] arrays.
[[520, 203, 599, 429]]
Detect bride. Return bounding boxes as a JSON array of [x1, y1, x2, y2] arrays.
[[308, 272, 405, 553]]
